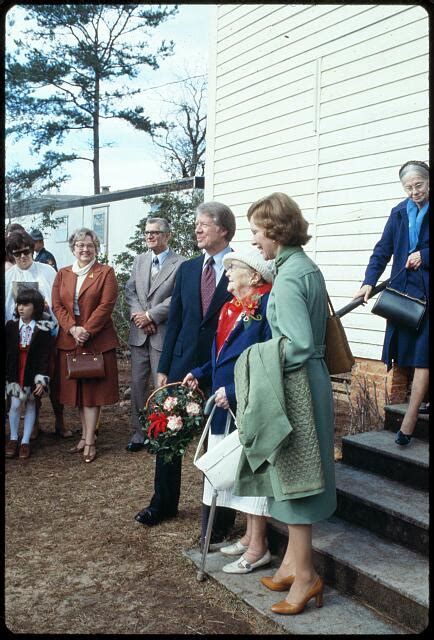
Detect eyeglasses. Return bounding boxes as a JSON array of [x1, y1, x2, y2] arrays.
[[75, 243, 95, 250], [12, 248, 32, 257], [144, 231, 164, 236]]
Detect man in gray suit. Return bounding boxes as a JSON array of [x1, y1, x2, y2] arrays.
[[125, 217, 185, 451]]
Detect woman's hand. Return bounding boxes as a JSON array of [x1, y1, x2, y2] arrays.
[[70, 325, 90, 345], [33, 383, 45, 398], [406, 251, 422, 270], [353, 284, 372, 303], [214, 386, 229, 409], [182, 372, 199, 390]]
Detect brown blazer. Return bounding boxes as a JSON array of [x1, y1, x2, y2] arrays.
[[52, 262, 120, 353]]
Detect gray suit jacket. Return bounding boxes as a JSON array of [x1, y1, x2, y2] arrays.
[[125, 250, 185, 350]]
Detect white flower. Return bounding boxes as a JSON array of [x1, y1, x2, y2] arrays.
[[167, 416, 183, 432], [163, 396, 178, 411], [186, 401, 201, 416]]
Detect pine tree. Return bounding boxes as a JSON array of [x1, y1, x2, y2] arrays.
[[6, 4, 178, 194]]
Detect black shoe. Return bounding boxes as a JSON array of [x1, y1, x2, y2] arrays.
[[395, 430, 412, 446], [126, 442, 145, 452], [135, 507, 162, 526]]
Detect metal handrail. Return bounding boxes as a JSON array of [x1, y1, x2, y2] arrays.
[[335, 280, 389, 318]]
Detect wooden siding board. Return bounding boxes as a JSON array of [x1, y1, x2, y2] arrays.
[[215, 88, 315, 134], [217, 5, 301, 52], [210, 5, 428, 361], [214, 110, 314, 151], [318, 146, 428, 178], [216, 73, 313, 119], [216, 5, 414, 88], [318, 127, 428, 164]]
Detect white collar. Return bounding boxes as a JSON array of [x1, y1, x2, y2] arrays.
[[19, 318, 36, 331]]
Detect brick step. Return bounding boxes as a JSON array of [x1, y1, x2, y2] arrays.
[[267, 515, 428, 633], [185, 549, 411, 635], [341, 430, 428, 490], [384, 404, 429, 441], [334, 463, 428, 555]]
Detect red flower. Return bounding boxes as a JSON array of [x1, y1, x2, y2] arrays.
[[148, 412, 168, 438]]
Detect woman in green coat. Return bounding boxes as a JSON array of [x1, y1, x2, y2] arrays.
[[247, 192, 336, 615]]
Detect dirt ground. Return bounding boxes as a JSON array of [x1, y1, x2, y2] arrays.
[[5, 359, 351, 635]]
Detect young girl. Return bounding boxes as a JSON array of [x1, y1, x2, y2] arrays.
[[5, 288, 53, 460]]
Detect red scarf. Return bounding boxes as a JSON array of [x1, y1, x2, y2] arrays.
[[216, 283, 272, 356]]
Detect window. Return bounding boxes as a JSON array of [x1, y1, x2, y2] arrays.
[[53, 215, 68, 242], [92, 207, 108, 245]]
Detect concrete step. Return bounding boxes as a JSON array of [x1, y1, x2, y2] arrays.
[[341, 430, 429, 491], [268, 516, 428, 633], [184, 548, 410, 635], [335, 463, 429, 556], [384, 404, 429, 441]]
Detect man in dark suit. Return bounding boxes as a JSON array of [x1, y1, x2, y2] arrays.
[[125, 218, 185, 451], [30, 229, 58, 271], [135, 201, 237, 543]]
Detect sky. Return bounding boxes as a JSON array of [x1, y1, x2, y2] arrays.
[[5, 3, 212, 196]]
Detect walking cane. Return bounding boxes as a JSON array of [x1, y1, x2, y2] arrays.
[[197, 393, 218, 582]]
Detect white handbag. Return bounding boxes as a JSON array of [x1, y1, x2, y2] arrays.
[[194, 404, 242, 491]]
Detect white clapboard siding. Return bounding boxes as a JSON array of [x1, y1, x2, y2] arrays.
[[318, 146, 428, 178], [216, 5, 417, 90], [206, 3, 428, 360]]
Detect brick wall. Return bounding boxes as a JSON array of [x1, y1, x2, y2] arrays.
[[350, 357, 409, 417]]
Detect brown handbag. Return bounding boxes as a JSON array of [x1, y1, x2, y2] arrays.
[[66, 340, 105, 379], [324, 293, 355, 375]]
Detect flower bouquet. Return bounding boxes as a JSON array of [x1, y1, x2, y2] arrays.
[[139, 382, 205, 463]]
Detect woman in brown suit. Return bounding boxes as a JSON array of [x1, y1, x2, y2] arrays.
[[52, 227, 120, 462]]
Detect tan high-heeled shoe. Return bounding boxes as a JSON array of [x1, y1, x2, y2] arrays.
[[69, 438, 86, 454], [271, 576, 324, 615], [83, 442, 97, 463], [261, 574, 295, 591]]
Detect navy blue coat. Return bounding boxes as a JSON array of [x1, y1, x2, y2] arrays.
[[363, 198, 429, 369], [158, 253, 233, 384], [191, 294, 271, 434]]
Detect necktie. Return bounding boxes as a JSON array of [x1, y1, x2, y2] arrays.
[[21, 324, 32, 346], [201, 256, 216, 316], [151, 256, 160, 281]]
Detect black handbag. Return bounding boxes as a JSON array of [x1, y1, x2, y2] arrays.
[[371, 266, 427, 332]]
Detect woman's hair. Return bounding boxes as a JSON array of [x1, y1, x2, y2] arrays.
[[5, 230, 35, 254], [247, 192, 311, 246], [68, 227, 101, 253], [6, 222, 26, 236], [14, 287, 45, 320], [196, 201, 236, 241], [399, 161, 429, 181]]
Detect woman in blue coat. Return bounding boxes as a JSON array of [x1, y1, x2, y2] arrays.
[[354, 160, 429, 445], [183, 250, 273, 575]]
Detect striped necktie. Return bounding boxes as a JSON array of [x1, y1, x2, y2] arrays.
[[201, 256, 216, 316], [151, 256, 160, 281]]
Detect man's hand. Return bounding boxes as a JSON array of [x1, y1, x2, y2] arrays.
[[406, 251, 422, 270], [182, 372, 199, 390], [157, 373, 168, 388], [143, 322, 157, 335]]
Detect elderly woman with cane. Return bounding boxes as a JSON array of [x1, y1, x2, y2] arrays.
[[183, 251, 273, 574], [354, 161, 429, 445]]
